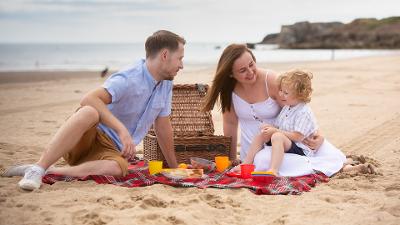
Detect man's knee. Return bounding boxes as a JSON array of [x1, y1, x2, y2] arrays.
[[74, 106, 100, 126]]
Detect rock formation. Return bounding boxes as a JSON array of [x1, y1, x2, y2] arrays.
[[259, 17, 400, 49]]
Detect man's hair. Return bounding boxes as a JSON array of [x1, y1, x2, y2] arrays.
[[278, 69, 313, 103], [145, 30, 186, 58]]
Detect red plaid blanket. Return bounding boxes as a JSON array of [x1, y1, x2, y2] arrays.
[[43, 160, 328, 195]]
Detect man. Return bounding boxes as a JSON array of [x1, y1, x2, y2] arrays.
[[3, 30, 184, 190]]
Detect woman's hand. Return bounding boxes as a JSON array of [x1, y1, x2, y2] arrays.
[[303, 133, 324, 150]]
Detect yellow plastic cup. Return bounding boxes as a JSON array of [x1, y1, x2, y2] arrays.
[[215, 156, 230, 172], [148, 160, 163, 175]]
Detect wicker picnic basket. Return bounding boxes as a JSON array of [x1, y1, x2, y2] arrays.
[[143, 84, 231, 166]]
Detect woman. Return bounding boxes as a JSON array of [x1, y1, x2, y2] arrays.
[[203, 44, 346, 177]]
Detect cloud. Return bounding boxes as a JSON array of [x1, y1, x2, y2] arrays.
[[0, 0, 399, 43]]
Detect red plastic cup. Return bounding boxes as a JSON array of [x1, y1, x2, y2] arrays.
[[240, 164, 255, 179]]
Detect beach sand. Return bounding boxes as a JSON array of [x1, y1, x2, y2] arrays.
[[0, 55, 399, 225]]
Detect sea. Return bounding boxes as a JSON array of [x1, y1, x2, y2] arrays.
[[0, 43, 399, 72]]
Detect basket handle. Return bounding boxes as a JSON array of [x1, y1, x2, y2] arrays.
[[196, 84, 207, 93]]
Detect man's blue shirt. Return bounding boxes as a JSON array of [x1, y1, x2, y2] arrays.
[[98, 59, 172, 150]]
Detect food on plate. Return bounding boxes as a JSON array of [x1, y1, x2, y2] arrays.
[[161, 168, 204, 179]]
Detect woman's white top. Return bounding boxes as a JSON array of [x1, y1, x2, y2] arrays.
[[232, 72, 281, 161]]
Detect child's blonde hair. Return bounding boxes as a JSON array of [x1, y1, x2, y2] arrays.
[[278, 69, 313, 103]]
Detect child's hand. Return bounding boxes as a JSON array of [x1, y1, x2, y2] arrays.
[[260, 123, 274, 130], [260, 126, 278, 141]]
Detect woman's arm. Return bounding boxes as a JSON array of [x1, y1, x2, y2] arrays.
[[223, 106, 239, 161]]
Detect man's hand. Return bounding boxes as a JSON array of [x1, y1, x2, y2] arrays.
[[118, 129, 136, 159]]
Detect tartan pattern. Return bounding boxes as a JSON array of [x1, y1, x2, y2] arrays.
[[42, 160, 329, 195]]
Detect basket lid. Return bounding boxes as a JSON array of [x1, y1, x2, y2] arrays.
[[170, 84, 214, 136]]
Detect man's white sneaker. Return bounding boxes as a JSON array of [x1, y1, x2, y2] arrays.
[[18, 165, 45, 191], [1, 164, 34, 177]]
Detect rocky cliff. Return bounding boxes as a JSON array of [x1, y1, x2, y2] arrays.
[[260, 17, 400, 49]]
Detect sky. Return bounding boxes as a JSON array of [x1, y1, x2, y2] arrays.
[[0, 0, 399, 43]]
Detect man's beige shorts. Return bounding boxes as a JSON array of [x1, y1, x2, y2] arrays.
[[63, 126, 129, 177]]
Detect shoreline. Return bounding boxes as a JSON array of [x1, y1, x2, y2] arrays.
[[1, 54, 399, 84]]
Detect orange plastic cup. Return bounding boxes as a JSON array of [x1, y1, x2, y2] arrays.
[[148, 160, 163, 175], [215, 156, 230, 172], [240, 164, 255, 179]]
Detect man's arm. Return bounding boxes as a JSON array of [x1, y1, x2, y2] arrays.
[[154, 116, 178, 168], [80, 87, 135, 159]]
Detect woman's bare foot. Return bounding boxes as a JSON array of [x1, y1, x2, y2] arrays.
[[342, 163, 376, 174]]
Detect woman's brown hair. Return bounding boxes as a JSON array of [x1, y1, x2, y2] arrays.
[[202, 44, 256, 113]]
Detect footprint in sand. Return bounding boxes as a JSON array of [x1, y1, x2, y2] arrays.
[[380, 204, 400, 217], [117, 200, 136, 210], [384, 183, 400, 192], [42, 120, 56, 123], [40, 211, 54, 223], [130, 195, 144, 202], [199, 193, 225, 209], [23, 204, 39, 211], [319, 195, 340, 204], [138, 213, 161, 222], [342, 194, 369, 204], [139, 195, 168, 209], [384, 183, 400, 197], [96, 196, 114, 206], [166, 216, 186, 225], [271, 214, 288, 225], [2, 151, 14, 155], [187, 198, 199, 204], [72, 209, 112, 225]]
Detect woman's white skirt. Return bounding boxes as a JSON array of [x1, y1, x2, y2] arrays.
[[253, 140, 346, 177]]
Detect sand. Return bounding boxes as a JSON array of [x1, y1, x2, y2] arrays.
[[0, 55, 399, 225]]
